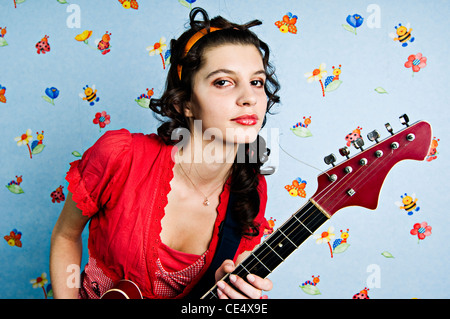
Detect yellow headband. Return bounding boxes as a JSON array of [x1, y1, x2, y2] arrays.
[[177, 27, 221, 80]]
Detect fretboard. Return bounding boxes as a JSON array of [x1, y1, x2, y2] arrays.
[[201, 200, 329, 299]]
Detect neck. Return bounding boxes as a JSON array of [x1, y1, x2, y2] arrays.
[[175, 131, 237, 188]]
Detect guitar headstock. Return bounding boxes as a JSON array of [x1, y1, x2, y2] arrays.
[[311, 115, 432, 217]]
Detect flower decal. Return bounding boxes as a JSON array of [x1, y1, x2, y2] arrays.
[[147, 37, 167, 69], [178, 0, 197, 9], [314, 226, 336, 258], [305, 63, 327, 97], [93, 111, 111, 131], [30, 273, 50, 299], [14, 129, 33, 159], [404, 53, 427, 76], [343, 14, 364, 35], [410, 222, 432, 243], [42, 87, 59, 105], [75, 30, 93, 44]]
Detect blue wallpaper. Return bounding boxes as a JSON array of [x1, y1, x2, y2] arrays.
[[0, 0, 448, 299]]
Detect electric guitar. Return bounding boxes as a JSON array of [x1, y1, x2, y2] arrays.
[[101, 115, 433, 299]]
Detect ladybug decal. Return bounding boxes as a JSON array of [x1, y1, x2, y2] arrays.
[[345, 126, 362, 147], [97, 31, 111, 55], [36, 35, 50, 54], [51, 185, 66, 203], [352, 287, 370, 299]]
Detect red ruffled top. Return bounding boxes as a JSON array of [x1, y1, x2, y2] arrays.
[[65, 129, 268, 299]]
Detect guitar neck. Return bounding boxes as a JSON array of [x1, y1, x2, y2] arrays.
[[201, 200, 329, 299]]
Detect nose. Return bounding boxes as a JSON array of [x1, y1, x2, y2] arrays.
[[236, 84, 257, 107]]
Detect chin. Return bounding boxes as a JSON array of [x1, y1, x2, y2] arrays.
[[226, 126, 259, 145]]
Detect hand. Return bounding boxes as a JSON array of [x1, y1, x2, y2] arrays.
[[214, 259, 272, 299]]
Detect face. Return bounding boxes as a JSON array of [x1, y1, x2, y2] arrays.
[[186, 44, 268, 145]]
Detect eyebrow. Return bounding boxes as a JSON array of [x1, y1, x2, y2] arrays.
[[205, 68, 266, 79]]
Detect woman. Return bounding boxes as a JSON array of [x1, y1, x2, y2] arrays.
[[50, 7, 280, 299]]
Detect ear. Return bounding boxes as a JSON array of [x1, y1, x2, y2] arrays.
[[183, 101, 194, 118]]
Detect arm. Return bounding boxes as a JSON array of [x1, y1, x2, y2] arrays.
[[214, 251, 273, 299], [50, 191, 90, 299]]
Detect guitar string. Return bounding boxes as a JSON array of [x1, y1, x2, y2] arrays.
[[212, 146, 394, 295], [210, 128, 416, 297], [243, 139, 409, 278]]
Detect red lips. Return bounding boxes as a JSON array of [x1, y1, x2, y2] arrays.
[[232, 114, 258, 126]]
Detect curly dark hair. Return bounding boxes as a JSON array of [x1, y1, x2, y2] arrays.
[[149, 7, 280, 237]]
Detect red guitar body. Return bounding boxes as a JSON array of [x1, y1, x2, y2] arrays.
[[101, 280, 143, 299]]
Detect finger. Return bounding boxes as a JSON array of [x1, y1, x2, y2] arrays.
[[217, 279, 247, 299], [216, 286, 229, 299], [247, 274, 273, 292], [215, 259, 235, 282], [229, 274, 262, 299]]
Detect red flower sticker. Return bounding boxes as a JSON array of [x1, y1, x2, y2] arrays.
[[93, 111, 111, 132], [404, 53, 427, 76], [410, 222, 432, 243]]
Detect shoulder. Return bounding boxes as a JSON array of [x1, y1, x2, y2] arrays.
[[88, 129, 167, 158]]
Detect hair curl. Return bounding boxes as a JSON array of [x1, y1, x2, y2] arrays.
[[149, 7, 280, 237]]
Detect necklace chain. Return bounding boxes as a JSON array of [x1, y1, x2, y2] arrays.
[[178, 162, 224, 206]]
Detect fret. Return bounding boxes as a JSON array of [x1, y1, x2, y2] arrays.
[[278, 229, 298, 248], [252, 253, 271, 273], [292, 214, 313, 234], [262, 241, 284, 261]]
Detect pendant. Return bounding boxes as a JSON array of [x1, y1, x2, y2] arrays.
[[203, 199, 210, 206]]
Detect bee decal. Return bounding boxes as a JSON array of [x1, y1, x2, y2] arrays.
[[51, 185, 66, 203], [426, 137, 439, 162], [395, 193, 420, 215], [0, 84, 6, 103], [284, 178, 307, 198], [4, 229, 22, 248], [353, 287, 370, 299], [36, 35, 50, 54], [97, 31, 111, 55], [79, 85, 100, 106], [275, 12, 298, 34], [389, 23, 415, 47], [345, 126, 363, 147]]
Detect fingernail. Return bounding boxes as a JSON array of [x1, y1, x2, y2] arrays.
[[217, 281, 225, 289], [247, 274, 255, 282]]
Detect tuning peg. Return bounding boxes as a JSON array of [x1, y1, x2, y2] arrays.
[[352, 137, 364, 150], [339, 146, 350, 159], [399, 114, 410, 127], [367, 130, 380, 143], [324, 153, 337, 167], [385, 123, 394, 135]]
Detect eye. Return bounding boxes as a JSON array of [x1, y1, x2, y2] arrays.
[[214, 79, 233, 87], [251, 79, 265, 87]]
